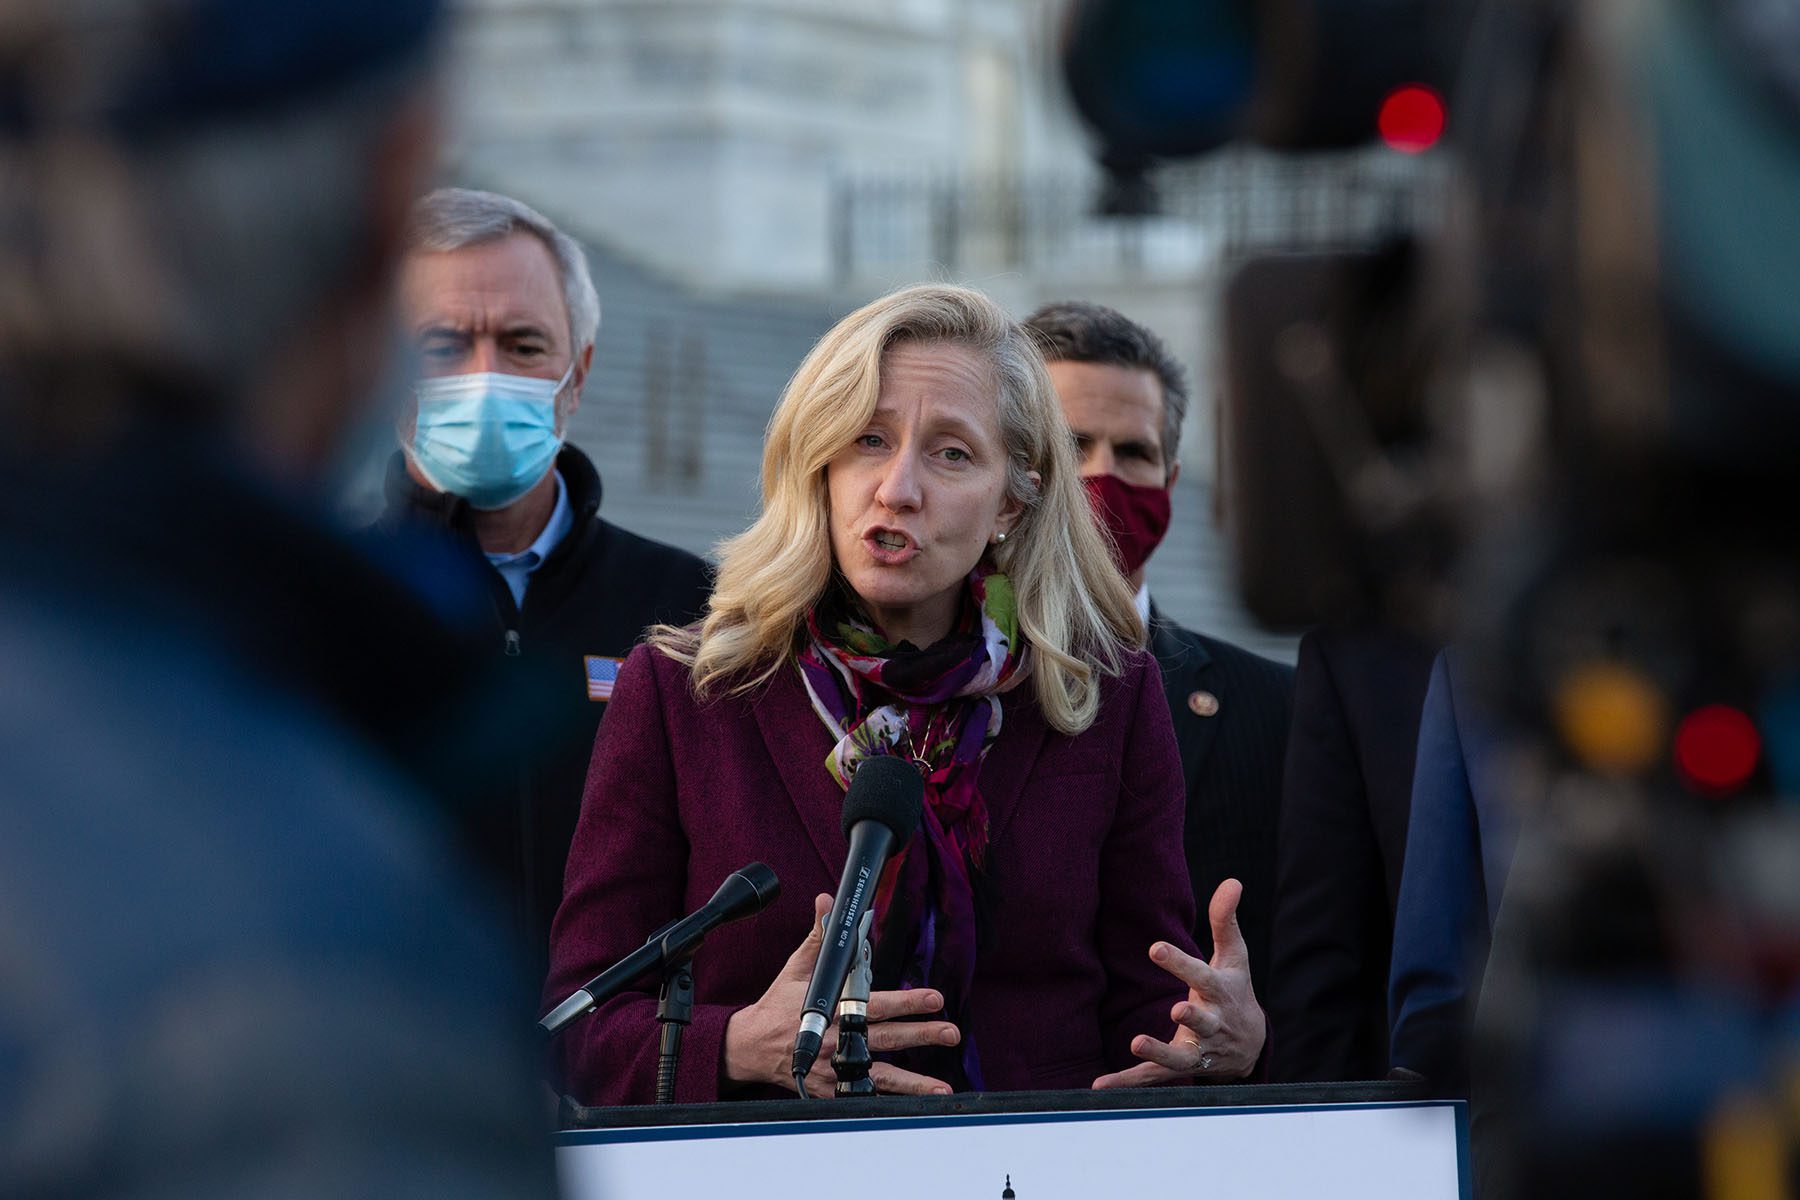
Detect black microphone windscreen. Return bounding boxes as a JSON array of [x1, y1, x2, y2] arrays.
[[737, 861, 780, 907], [705, 861, 782, 923], [841, 756, 924, 843]]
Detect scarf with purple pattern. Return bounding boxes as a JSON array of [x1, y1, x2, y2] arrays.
[[795, 568, 1022, 1090]]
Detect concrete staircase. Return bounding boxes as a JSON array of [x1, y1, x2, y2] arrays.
[[563, 236, 848, 558]]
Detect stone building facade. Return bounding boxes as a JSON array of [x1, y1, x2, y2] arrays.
[[445, 0, 1083, 290]]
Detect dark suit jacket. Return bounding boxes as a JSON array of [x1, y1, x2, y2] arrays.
[[1148, 610, 1295, 1002], [1265, 626, 1437, 1082], [1388, 648, 1518, 1094], [376, 446, 712, 966], [546, 643, 1199, 1106]]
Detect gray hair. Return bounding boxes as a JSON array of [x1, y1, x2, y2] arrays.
[[1023, 300, 1191, 480], [405, 188, 601, 355]]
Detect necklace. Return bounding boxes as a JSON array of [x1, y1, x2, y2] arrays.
[[903, 706, 955, 780]]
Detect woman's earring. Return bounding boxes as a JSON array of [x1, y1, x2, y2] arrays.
[[994, 531, 1007, 544]]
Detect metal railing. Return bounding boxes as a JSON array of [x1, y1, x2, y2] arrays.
[[830, 146, 1445, 285]]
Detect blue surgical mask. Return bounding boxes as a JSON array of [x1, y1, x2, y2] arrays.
[[409, 366, 572, 510]]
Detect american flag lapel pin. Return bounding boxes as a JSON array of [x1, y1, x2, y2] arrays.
[[584, 655, 624, 701]]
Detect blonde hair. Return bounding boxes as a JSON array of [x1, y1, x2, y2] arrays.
[[651, 283, 1141, 734]]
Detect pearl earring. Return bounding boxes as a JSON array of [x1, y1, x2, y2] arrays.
[[994, 531, 1007, 544]]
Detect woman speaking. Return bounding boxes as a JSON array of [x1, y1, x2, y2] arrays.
[[545, 284, 1264, 1103]]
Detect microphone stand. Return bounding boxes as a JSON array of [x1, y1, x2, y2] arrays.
[[830, 908, 876, 1097], [542, 915, 679, 1037], [654, 951, 696, 1105]]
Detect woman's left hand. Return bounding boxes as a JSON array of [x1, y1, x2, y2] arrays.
[[1091, 878, 1267, 1087]]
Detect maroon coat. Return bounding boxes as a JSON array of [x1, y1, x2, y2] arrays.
[[545, 641, 1199, 1105]]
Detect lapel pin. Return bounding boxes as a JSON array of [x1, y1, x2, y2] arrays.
[[1188, 690, 1219, 718]]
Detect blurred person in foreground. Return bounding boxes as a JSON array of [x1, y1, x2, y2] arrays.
[[0, 1, 552, 1193], [379, 187, 711, 965], [545, 284, 1267, 1104], [1024, 302, 1294, 1006]]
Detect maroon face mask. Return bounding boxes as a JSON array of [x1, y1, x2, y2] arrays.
[[1082, 473, 1172, 576]]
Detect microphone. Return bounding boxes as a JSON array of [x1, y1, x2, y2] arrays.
[[540, 861, 780, 1036], [791, 756, 924, 1091]]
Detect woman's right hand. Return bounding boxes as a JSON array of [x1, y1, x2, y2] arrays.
[[722, 893, 961, 1097]]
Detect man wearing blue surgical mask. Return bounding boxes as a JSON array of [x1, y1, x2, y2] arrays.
[[381, 187, 712, 968]]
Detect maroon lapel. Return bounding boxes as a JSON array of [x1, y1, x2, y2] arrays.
[[752, 661, 848, 876], [978, 685, 1049, 850]]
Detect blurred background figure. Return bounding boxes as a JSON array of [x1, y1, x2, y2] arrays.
[[379, 186, 710, 972], [0, 0, 553, 1193], [1386, 647, 1516, 1097], [1444, 2, 1800, 1190], [1266, 626, 1437, 1083], [1025, 300, 1293, 1005]]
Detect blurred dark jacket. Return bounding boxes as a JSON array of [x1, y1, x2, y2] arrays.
[[1388, 648, 1519, 1095], [1266, 626, 1437, 1082], [376, 443, 712, 966], [1148, 609, 1295, 1002], [0, 430, 553, 1196]]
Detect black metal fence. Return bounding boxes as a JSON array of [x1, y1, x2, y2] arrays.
[[830, 146, 1445, 285]]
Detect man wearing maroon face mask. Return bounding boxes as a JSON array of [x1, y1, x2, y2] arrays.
[[1025, 302, 1294, 1006]]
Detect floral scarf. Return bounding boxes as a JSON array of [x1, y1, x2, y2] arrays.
[[795, 568, 1023, 1090]]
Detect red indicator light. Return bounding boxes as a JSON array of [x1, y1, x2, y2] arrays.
[[1673, 704, 1761, 795], [1379, 84, 1446, 154]]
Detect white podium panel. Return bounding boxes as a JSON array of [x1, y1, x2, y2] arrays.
[[558, 1100, 1468, 1200]]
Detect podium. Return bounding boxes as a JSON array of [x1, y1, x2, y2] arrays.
[[556, 1083, 1469, 1199]]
